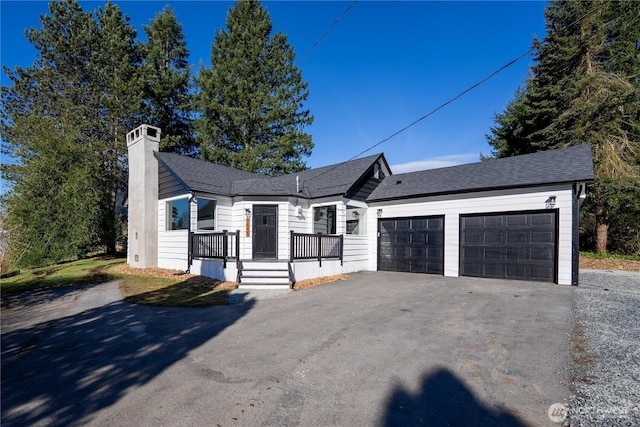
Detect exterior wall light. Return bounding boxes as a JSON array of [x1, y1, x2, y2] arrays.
[[245, 208, 251, 218], [377, 209, 383, 217], [546, 196, 557, 209], [352, 210, 360, 218]]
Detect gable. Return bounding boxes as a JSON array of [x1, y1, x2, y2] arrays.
[[345, 161, 388, 202], [368, 145, 594, 202], [159, 162, 188, 199]]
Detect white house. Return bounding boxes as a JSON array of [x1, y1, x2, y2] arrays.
[[127, 125, 594, 288]]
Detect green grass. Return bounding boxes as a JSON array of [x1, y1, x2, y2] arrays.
[[118, 274, 236, 307], [580, 251, 640, 261], [1, 257, 124, 294], [0, 256, 236, 307]]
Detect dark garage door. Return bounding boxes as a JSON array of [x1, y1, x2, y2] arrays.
[[460, 211, 557, 282], [378, 216, 444, 274]]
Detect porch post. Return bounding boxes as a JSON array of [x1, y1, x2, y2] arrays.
[[290, 230, 295, 262], [235, 230, 241, 260], [187, 231, 193, 273], [222, 230, 228, 268]]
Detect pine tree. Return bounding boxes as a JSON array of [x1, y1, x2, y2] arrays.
[[1, 0, 104, 266], [195, 0, 313, 176], [95, 1, 144, 253], [141, 6, 195, 155], [1, 0, 145, 266], [486, 0, 640, 254]]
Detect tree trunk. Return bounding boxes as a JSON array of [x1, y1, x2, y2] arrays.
[[595, 186, 608, 254]]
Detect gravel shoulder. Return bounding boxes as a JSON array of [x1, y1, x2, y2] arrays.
[[565, 270, 640, 426]]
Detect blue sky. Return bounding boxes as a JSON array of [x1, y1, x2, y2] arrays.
[[1, 1, 547, 172]]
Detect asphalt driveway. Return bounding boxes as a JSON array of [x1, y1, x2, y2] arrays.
[[1, 272, 573, 426]]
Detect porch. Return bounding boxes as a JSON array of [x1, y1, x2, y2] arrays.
[[188, 230, 344, 287]]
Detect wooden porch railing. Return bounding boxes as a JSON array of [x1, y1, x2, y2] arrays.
[[189, 230, 240, 269], [289, 231, 343, 267]]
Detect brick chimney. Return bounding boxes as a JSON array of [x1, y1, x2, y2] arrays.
[[127, 125, 161, 268]]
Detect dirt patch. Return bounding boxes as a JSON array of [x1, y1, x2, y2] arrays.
[[111, 264, 236, 288], [293, 274, 349, 290], [112, 264, 349, 291], [579, 254, 640, 271], [568, 322, 598, 398]]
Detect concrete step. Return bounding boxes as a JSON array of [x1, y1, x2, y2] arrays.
[[240, 261, 289, 271], [237, 283, 291, 290], [241, 270, 288, 278], [237, 260, 291, 289], [239, 276, 290, 284]]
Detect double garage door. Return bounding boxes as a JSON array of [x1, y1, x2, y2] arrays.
[[378, 211, 557, 283]]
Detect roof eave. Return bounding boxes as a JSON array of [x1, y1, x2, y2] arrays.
[[367, 179, 595, 203]]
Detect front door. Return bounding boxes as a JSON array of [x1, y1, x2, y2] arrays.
[[253, 205, 277, 259]]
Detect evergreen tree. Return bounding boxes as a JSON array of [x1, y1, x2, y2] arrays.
[[1, 0, 144, 266], [195, 0, 313, 176], [95, 1, 144, 253], [141, 6, 195, 155], [486, 0, 640, 254], [1, 0, 104, 266]]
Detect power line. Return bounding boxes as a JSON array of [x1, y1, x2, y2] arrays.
[[349, 48, 535, 161], [305, 1, 607, 185], [304, 47, 535, 187], [295, 0, 358, 66]]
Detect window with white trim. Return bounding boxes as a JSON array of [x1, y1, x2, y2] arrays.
[[313, 205, 336, 234], [346, 206, 366, 235], [166, 198, 189, 230], [197, 198, 217, 230]]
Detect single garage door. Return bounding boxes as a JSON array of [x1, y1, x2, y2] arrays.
[[378, 216, 444, 274], [460, 211, 557, 282]]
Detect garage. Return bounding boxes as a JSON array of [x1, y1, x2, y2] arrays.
[[460, 211, 557, 282], [378, 216, 444, 274]]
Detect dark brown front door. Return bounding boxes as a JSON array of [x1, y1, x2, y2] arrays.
[[253, 205, 277, 259]]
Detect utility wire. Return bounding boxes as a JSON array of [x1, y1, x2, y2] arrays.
[[348, 48, 535, 161], [305, 1, 607, 184], [296, 0, 358, 66]]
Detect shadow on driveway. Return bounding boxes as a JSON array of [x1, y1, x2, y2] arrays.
[[1, 286, 254, 426], [383, 367, 527, 427]]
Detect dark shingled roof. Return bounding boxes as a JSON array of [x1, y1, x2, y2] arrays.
[[367, 144, 594, 202], [155, 151, 384, 199], [155, 152, 264, 196], [232, 154, 384, 198]]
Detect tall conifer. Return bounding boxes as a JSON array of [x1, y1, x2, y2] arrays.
[[487, 0, 640, 253], [1, 0, 144, 265], [142, 6, 195, 155], [195, 0, 314, 176]]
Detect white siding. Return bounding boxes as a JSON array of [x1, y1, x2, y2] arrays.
[[158, 194, 234, 272], [367, 184, 575, 285], [157, 195, 189, 271], [155, 185, 576, 284], [288, 198, 310, 234]]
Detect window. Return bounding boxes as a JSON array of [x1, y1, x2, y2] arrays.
[[313, 205, 336, 234], [346, 207, 366, 235], [346, 220, 360, 235], [197, 198, 216, 230], [166, 198, 189, 230]]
